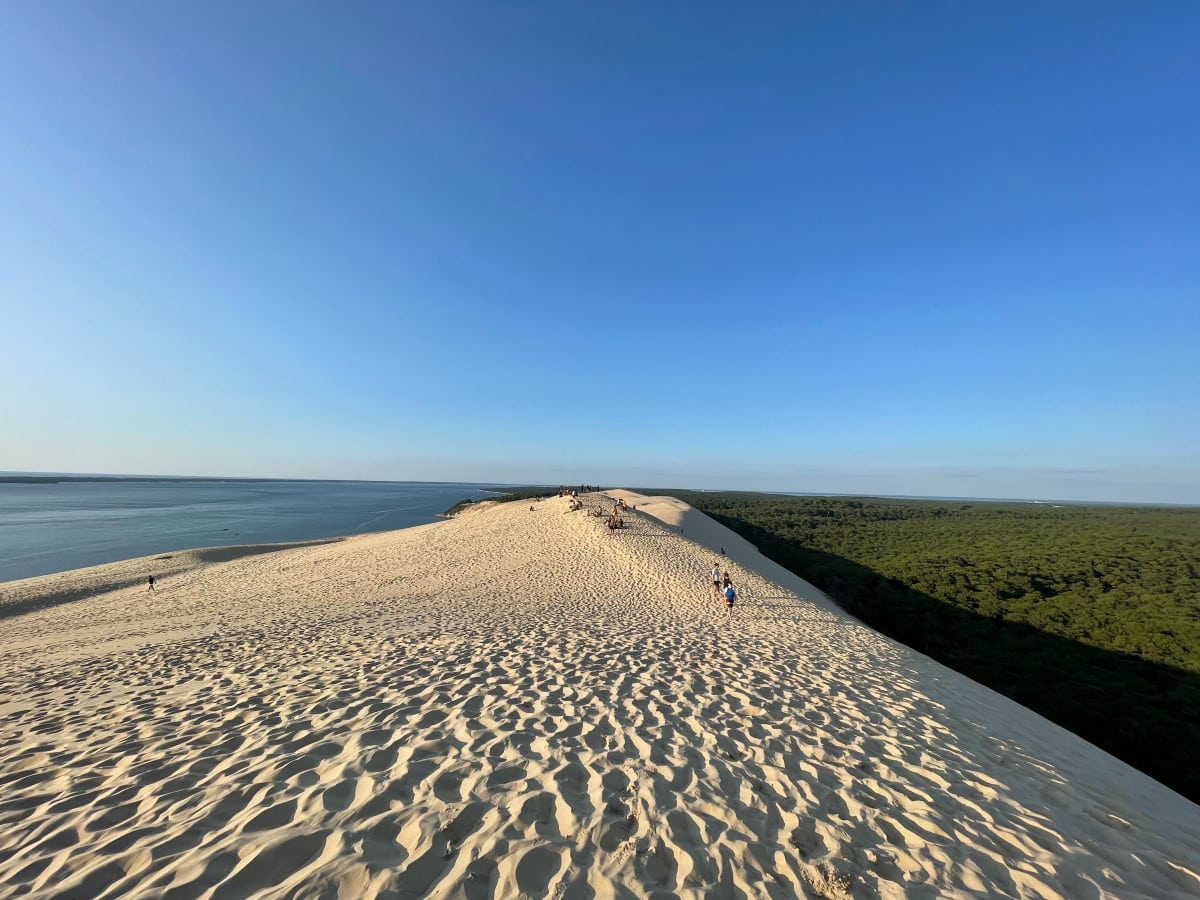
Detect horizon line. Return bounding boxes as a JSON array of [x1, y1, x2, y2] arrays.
[[3, 470, 1197, 509]]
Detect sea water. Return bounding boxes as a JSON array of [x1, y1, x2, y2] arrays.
[[0, 478, 503, 583]]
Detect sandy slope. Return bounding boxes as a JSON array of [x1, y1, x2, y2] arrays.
[[1, 492, 1198, 899]]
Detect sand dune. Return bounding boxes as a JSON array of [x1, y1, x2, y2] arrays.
[[1, 491, 1198, 898]]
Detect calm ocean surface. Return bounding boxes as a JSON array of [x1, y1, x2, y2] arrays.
[[0, 479, 503, 584]]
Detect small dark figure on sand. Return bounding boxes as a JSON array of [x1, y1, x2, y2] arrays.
[[147, 575, 156, 592]]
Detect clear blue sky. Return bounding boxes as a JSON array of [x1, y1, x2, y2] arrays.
[[2, 3, 1197, 502]]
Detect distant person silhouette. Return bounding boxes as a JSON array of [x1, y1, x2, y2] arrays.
[[147, 575, 156, 592]]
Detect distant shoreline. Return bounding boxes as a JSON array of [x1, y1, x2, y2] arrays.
[[0, 480, 503, 584], [1, 475, 295, 485], [0, 474, 504, 486], [2, 474, 1192, 507]]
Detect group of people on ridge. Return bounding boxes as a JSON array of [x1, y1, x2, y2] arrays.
[[712, 562, 737, 615], [563, 491, 739, 614]]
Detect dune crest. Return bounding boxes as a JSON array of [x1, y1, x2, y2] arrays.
[[1, 491, 1197, 898]]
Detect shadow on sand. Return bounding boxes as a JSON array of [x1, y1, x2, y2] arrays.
[[0, 539, 342, 622], [712, 513, 1200, 805]]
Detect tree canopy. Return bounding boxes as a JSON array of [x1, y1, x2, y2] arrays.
[[672, 492, 1200, 802]]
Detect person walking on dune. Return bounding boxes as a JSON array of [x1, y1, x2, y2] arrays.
[[711, 563, 722, 597], [723, 582, 737, 616], [147, 575, 156, 592]]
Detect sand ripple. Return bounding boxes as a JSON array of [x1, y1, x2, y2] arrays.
[[1, 493, 1198, 898]]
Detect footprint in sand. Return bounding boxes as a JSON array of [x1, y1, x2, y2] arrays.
[[514, 845, 567, 897]]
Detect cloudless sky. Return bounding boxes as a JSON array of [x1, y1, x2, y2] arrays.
[[2, 2, 1197, 502]]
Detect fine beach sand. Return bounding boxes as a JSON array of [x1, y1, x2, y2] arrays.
[[2, 491, 1199, 899]]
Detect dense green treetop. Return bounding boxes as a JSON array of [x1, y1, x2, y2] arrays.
[[670, 492, 1200, 801]]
